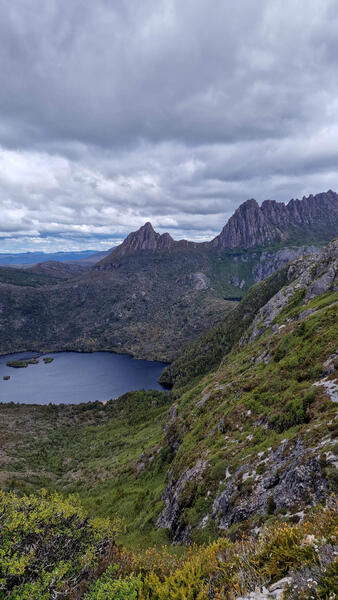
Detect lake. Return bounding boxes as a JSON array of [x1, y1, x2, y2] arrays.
[[0, 351, 167, 404]]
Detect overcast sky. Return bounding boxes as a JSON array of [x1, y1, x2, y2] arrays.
[[1, 0, 338, 252]]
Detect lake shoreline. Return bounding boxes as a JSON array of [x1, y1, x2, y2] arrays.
[[0, 347, 169, 365], [0, 344, 172, 363]]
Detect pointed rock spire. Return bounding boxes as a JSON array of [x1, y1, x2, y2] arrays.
[[98, 222, 174, 265]]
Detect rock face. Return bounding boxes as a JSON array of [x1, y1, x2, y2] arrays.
[[211, 190, 338, 249], [157, 459, 208, 542], [252, 246, 321, 282], [236, 577, 292, 599], [98, 222, 174, 264], [212, 440, 328, 531], [246, 239, 338, 344]]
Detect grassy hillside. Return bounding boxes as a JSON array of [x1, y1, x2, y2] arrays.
[[0, 390, 174, 548], [1, 244, 337, 539], [0, 242, 337, 598], [158, 286, 337, 541]]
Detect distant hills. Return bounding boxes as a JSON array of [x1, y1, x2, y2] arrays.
[[0, 249, 111, 267]]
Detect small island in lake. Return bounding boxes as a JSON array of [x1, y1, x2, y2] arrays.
[[6, 358, 39, 368], [43, 357, 54, 364]]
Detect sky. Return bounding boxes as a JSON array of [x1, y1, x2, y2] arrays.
[[0, 0, 338, 253]]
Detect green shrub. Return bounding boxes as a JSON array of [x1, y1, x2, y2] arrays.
[[267, 495, 276, 514], [274, 397, 309, 432], [84, 567, 141, 600], [0, 490, 119, 598], [210, 459, 227, 480]]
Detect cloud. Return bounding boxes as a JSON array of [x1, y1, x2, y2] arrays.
[[0, 0, 337, 251]]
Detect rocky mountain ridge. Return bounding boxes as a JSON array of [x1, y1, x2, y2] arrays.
[[210, 189, 338, 249], [98, 190, 337, 269]]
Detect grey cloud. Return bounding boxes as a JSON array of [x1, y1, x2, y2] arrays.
[[0, 0, 337, 250]]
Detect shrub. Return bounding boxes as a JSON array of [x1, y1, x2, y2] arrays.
[[267, 495, 276, 514], [210, 459, 227, 480], [84, 567, 141, 600], [0, 490, 120, 598], [274, 397, 309, 432]]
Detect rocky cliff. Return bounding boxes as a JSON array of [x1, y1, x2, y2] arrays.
[[211, 189, 338, 249], [97, 190, 337, 269], [98, 221, 175, 265]]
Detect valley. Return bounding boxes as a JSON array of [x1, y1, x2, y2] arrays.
[[0, 192, 337, 599]]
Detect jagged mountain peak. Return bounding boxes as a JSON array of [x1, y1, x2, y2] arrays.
[[98, 221, 174, 264], [139, 221, 155, 232], [96, 189, 338, 268], [211, 189, 338, 249]]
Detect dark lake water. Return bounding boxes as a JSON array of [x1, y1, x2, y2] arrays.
[[0, 352, 167, 404]]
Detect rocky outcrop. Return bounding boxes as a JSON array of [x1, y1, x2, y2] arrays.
[[175, 272, 209, 290], [157, 459, 208, 542], [252, 246, 321, 282], [246, 239, 338, 344], [156, 431, 334, 543], [211, 190, 338, 250], [212, 440, 328, 531], [97, 222, 174, 265], [236, 577, 292, 600]]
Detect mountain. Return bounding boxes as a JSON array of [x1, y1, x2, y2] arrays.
[[98, 190, 338, 269], [0, 240, 336, 597], [0, 190, 336, 360], [102, 221, 175, 259], [210, 189, 338, 249]]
